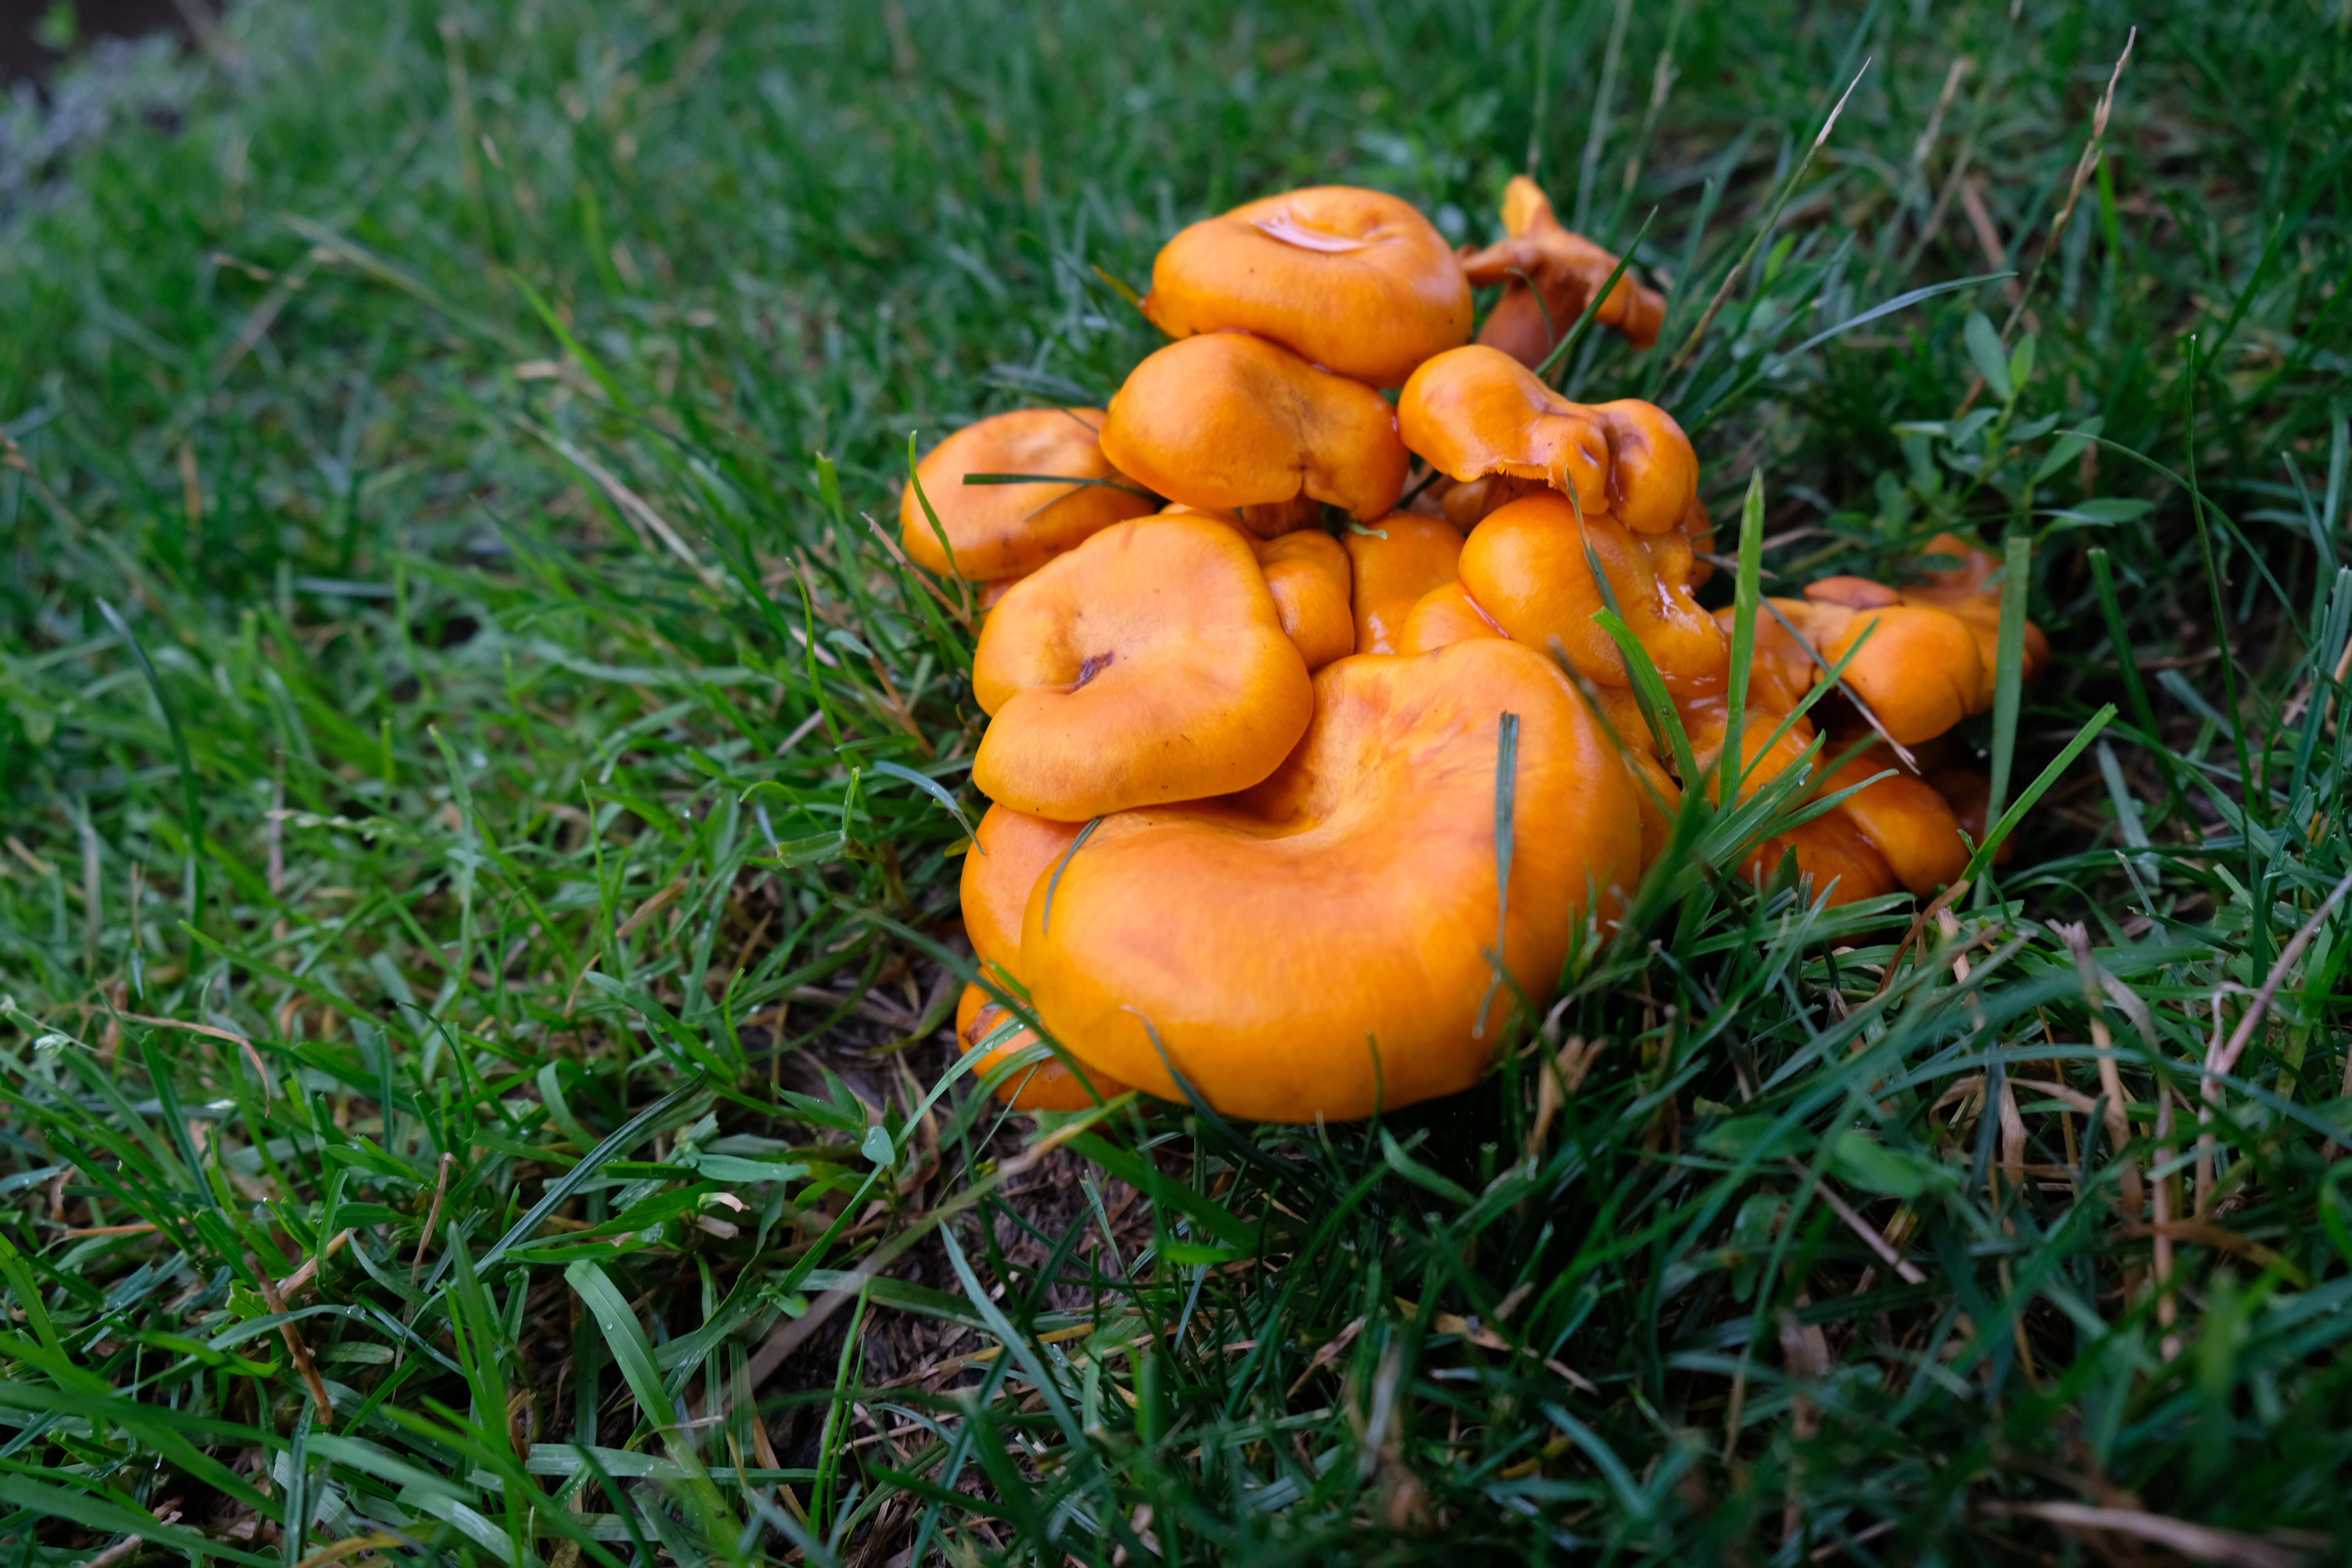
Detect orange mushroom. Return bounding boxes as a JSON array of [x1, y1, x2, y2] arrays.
[[972, 515, 1314, 820], [1750, 590, 1987, 747], [1022, 638, 1641, 1122], [960, 804, 1085, 983], [1396, 582, 1506, 653], [1813, 747, 1969, 897], [1254, 529, 1356, 670], [1897, 531, 2051, 704], [1101, 332, 1409, 532], [901, 408, 1158, 580], [1345, 513, 1465, 655], [1399, 346, 1697, 535], [955, 981, 1129, 1112], [1740, 814, 1900, 906], [1457, 176, 1667, 366], [1454, 491, 1727, 697], [1141, 185, 1473, 388]]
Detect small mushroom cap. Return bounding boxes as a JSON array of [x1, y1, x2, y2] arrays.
[[1815, 748, 1968, 897], [1684, 705, 1818, 806], [972, 515, 1314, 820], [960, 804, 1085, 981], [1345, 513, 1465, 654], [1398, 347, 1697, 534], [1455, 492, 1728, 696], [1396, 582, 1506, 653], [1101, 332, 1409, 523], [1897, 531, 2051, 702], [1742, 814, 1899, 906], [901, 408, 1158, 580], [1809, 603, 1985, 746], [1254, 530, 1356, 671], [1437, 472, 1552, 530], [1022, 638, 1641, 1122], [956, 982, 1129, 1112], [1458, 176, 1667, 362], [1142, 185, 1473, 388]]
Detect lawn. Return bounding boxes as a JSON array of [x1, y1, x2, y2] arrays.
[[2, 0, 2349, 1562]]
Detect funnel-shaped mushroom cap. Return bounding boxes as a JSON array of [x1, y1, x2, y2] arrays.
[[1399, 347, 1698, 534], [956, 982, 1129, 1112], [1254, 530, 1356, 670], [1102, 332, 1409, 523], [1741, 814, 1899, 906], [973, 515, 1314, 820], [1345, 513, 1465, 654], [1142, 186, 1473, 388], [1455, 492, 1727, 695], [1459, 176, 1668, 363], [1896, 532, 2051, 702], [1022, 638, 1640, 1122], [901, 408, 1158, 581], [960, 805, 1085, 981], [1815, 749, 1968, 897]]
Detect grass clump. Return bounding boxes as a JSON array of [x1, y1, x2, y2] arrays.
[[2, 0, 2350, 1563]]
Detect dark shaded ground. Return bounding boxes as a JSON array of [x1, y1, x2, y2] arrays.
[[0, 0, 188, 85]]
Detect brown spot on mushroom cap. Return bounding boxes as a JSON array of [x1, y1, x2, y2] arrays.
[[900, 408, 1157, 580], [1101, 332, 1409, 523], [1458, 176, 1667, 363], [1022, 638, 1640, 1122], [1398, 346, 1697, 534], [971, 515, 1314, 820], [1142, 185, 1474, 388]]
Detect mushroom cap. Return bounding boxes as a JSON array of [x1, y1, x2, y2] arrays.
[[972, 515, 1314, 820], [900, 408, 1158, 580], [956, 982, 1128, 1112], [1896, 532, 2051, 701], [1397, 347, 1697, 534], [1458, 176, 1667, 362], [1815, 748, 1968, 897], [960, 804, 1085, 981], [1345, 513, 1465, 654], [1101, 332, 1409, 523], [1808, 603, 1985, 746], [1684, 705, 1817, 806], [1255, 530, 1356, 671], [1141, 185, 1474, 388], [1742, 814, 1899, 906], [1626, 751, 1682, 873], [1396, 582, 1506, 653], [1022, 638, 1641, 1122], [1455, 491, 1727, 696]]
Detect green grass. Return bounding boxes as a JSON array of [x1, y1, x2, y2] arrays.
[[1, 0, 2349, 1562]]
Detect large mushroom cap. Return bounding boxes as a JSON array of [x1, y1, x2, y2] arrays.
[[1101, 332, 1409, 524], [1142, 186, 1473, 388], [960, 804, 1085, 981], [1399, 347, 1698, 535], [1022, 638, 1640, 1122], [900, 408, 1158, 580], [1455, 491, 1727, 695], [1459, 175, 1668, 363], [956, 982, 1129, 1112], [1254, 529, 1356, 670], [1345, 513, 1465, 655], [972, 515, 1314, 820]]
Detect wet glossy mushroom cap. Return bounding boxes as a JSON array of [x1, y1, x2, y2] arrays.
[[1458, 175, 1668, 364], [972, 515, 1315, 820], [901, 408, 1158, 581], [956, 982, 1129, 1112], [1814, 748, 1969, 897], [1454, 492, 1728, 696], [1101, 332, 1409, 526], [1398, 347, 1698, 535], [1021, 637, 1641, 1122], [1254, 529, 1356, 670], [1396, 582, 1506, 654], [1142, 185, 1474, 388], [1345, 513, 1465, 654], [959, 804, 1084, 982]]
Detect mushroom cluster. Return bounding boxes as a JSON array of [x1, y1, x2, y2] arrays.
[[904, 179, 2042, 1122]]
